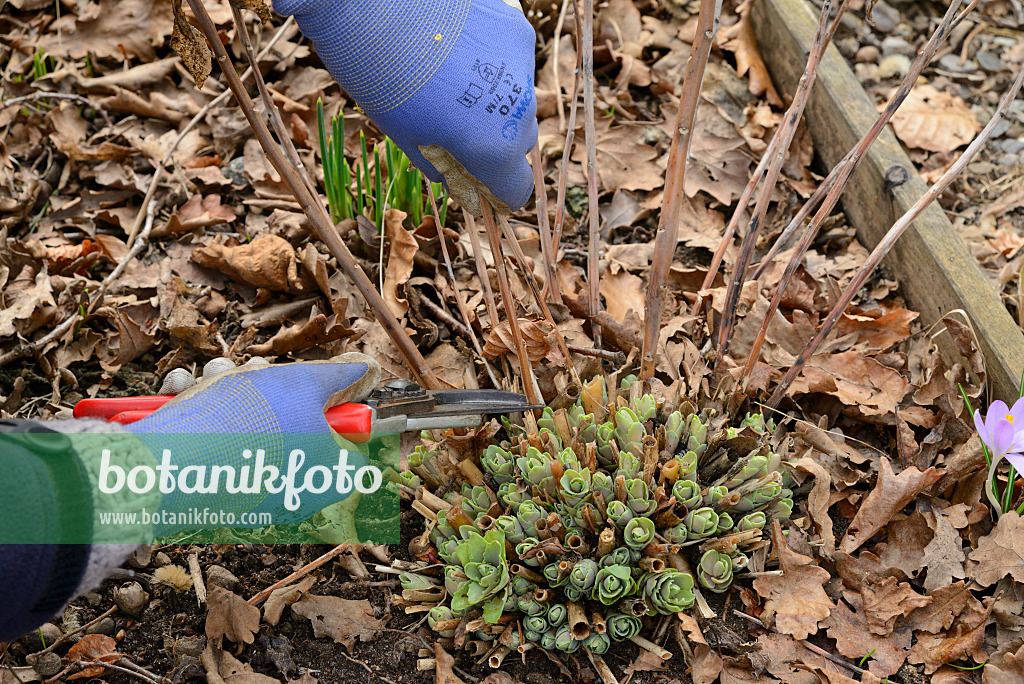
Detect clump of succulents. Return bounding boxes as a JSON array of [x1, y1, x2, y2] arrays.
[[403, 376, 795, 656]]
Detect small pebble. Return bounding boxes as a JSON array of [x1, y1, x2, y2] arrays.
[[21, 623, 61, 652], [154, 552, 172, 567], [836, 36, 860, 59], [855, 63, 881, 83], [1000, 138, 1024, 155], [868, 1, 900, 32], [855, 45, 879, 63], [114, 582, 149, 617], [224, 157, 247, 187], [128, 545, 153, 569], [27, 652, 62, 677], [878, 54, 912, 79], [976, 51, 1006, 73], [881, 36, 914, 57], [206, 564, 241, 591], [86, 617, 117, 636], [85, 592, 103, 607], [938, 53, 978, 73]]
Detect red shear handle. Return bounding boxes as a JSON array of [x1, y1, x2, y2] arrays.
[[325, 403, 373, 443], [73, 396, 174, 420]]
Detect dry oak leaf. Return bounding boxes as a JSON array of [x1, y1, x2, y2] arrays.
[[966, 511, 1024, 587], [570, 116, 663, 193], [0, 266, 54, 338], [823, 596, 911, 678], [985, 642, 1024, 684], [921, 508, 967, 592], [599, 267, 645, 324], [839, 458, 943, 554], [382, 209, 418, 318], [194, 234, 314, 293], [206, 585, 260, 646], [156, 194, 236, 237], [40, 0, 173, 61], [792, 456, 836, 556], [753, 521, 834, 640], [203, 644, 280, 684], [248, 311, 357, 356], [66, 635, 122, 680], [908, 620, 988, 674], [886, 84, 980, 154], [797, 351, 909, 420], [263, 576, 316, 627], [859, 576, 931, 636], [435, 644, 466, 684], [483, 319, 552, 364], [290, 594, 383, 653], [719, 0, 782, 106], [903, 581, 982, 635]]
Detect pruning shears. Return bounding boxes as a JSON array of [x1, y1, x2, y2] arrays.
[[73, 378, 541, 443]]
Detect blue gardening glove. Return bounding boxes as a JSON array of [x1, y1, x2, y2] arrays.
[[119, 354, 383, 535], [273, 0, 539, 214]]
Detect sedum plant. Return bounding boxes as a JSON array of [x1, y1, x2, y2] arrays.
[[404, 379, 795, 657]]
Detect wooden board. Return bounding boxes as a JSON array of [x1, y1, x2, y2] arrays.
[[752, 0, 1024, 403]]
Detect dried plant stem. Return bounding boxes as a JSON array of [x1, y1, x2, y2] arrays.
[[247, 543, 352, 605], [582, 0, 602, 349], [35, 606, 117, 656], [480, 199, 543, 406], [465, 213, 501, 332], [551, 0, 584, 255], [749, 0, 979, 281], [125, 16, 295, 248], [741, 0, 967, 379], [531, 143, 561, 303], [426, 183, 499, 387], [185, 0, 439, 389], [552, 0, 573, 130], [711, 0, 836, 354], [229, 4, 315, 197], [585, 651, 619, 684], [639, 0, 722, 380], [768, 63, 1024, 409], [1, 91, 113, 126], [496, 214, 581, 386]]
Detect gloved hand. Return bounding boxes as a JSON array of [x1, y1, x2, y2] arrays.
[[122, 353, 383, 536], [273, 0, 539, 214]]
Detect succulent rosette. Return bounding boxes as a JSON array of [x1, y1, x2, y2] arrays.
[[594, 564, 635, 605], [427, 605, 457, 638], [623, 517, 655, 550], [584, 632, 611, 654], [568, 558, 600, 594], [560, 468, 592, 508], [607, 613, 641, 641], [684, 507, 720, 540], [698, 549, 733, 593], [641, 570, 695, 614], [554, 624, 579, 652], [547, 603, 568, 626], [606, 500, 634, 528], [450, 528, 511, 623]]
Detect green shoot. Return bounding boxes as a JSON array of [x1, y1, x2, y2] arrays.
[[316, 99, 353, 224], [857, 649, 876, 669], [32, 49, 53, 80], [948, 660, 986, 671]]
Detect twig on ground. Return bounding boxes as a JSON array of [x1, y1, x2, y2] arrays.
[[247, 544, 351, 605], [339, 651, 400, 684], [586, 650, 620, 684], [582, 0, 603, 350], [35, 606, 117, 656], [732, 610, 872, 679], [464, 212, 501, 333], [552, 0, 573, 130], [768, 61, 1024, 409], [480, 199, 543, 405], [741, 0, 970, 381], [184, 0, 439, 389], [639, 0, 722, 380], [1, 91, 113, 127], [188, 551, 207, 606], [567, 345, 625, 363], [715, 0, 836, 357]]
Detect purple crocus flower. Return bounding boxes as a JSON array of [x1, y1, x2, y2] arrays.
[[974, 398, 1024, 471]]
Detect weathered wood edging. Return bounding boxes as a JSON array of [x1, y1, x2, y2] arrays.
[[752, 0, 1024, 402]]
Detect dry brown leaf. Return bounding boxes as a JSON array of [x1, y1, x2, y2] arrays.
[[570, 116, 663, 193], [205, 646, 281, 684], [599, 267, 645, 323], [834, 309, 919, 352], [40, 0, 173, 60], [382, 209, 417, 318], [660, 103, 752, 205], [793, 351, 909, 421], [840, 459, 943, 554], [822, 596, 911, 678], [434, 644, 465, 684], [206, 585, 260, 646], [263, 576, 316, 627], [887, 84, 981, 153], [860, 576, 931, 636], [290, 594, 383, 653], [482, 319, 552, 364], [157, 194, 237, 237], [164, 301, 221, 355], [904, 582, 982, 635], [248, 311, 357, 356], [0, 266, 54, 338], [719, 0, 782, 106], [985, 643, 1024, 684], [921, 508, 967, 592], [66, 635, 121, 680], [792, 456, 836, 556], [753, 521, 834, 640], [966, 511, 1024, 587], [908, 620, 988, 674], [45, 240, 102, 276], [194, 234, 314, 293]]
